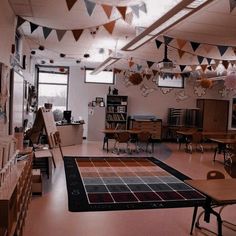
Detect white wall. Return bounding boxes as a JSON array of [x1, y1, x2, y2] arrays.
[[69, 66, 231, 138]]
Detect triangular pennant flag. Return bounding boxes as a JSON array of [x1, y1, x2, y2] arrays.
[[152, 70, 158, 76], [116, 6, 127, 20], [214, 59, 220, 67], [72, 29, 83, 41], [146, 74, 152, 80], [201, 64, 208, 72], [179, 65, 186, 72], [217, 45, 228, 56], [203, 44, 212, 53], [114, 68, 121, 74], [190, 65, 197, 71], [197, 55, 204, 64], [207, 66, 212, 71], [125, 12, 133, 25], [30, 22, 39, 33], [101, 4, 113, 18], [130, 5, 139, 18], [103, 20, 116, 34], [84, 0, 96, 16], [147, 61, 154, 68], [222, 60, 229, 69], [206, 58, 212, 65], [163, 36, 173, 45], [190, 41, 200, 51], [155, 39, 162, 49], [137, 64, 142, 71], [42, 27, 52, 39], [66, 0, 77, 10], [56, 29, 67, 41], [211, 64, 217, 70], [139, 3, 147, 13], [178, 49, 185, 58], [229, 0, 236, 12], [129, 60, 134, 68], [17, 16, 26, 28], [176, 38, 187, 49]]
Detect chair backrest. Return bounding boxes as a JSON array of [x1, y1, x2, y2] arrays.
[[115, 132, 130, 143], [138, 131, 151, 142], [207, 170, 225, 180], [49, 131, 63, 158]]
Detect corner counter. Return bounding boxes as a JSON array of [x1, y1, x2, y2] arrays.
[[56, 122, 84, 146]]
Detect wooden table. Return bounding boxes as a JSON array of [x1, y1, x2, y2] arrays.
[[209, 138, 236, 163], [101, 129, 156, 153], [185, 179, 236, 236]]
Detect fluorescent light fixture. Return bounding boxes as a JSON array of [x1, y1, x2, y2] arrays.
[[121, 0, 214, 51], [91, 57, 120, 75]]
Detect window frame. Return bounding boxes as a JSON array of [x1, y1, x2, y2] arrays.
[[84, 68, 115, 85], [36, 65, 69, 111]]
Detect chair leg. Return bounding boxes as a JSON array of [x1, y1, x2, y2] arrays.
[[190, 206, 198, 235]]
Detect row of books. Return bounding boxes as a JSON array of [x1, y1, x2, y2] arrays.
[[107, 105, 126, 113], [106, 113, 126, 121]]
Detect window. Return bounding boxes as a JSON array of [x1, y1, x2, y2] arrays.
[[158, 74, 184, 88], [37, 66, 69, 111], [85, 68, 115, 84]]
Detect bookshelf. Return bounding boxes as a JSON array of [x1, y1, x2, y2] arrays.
[[105, 95, 128, 129]]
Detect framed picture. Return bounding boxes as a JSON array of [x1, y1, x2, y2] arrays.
[[92, 101, 97, 107], [96, 97, 103, 104]]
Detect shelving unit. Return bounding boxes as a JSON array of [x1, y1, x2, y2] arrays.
[[105, 95, 128, 129], [0, 153, 32, 236]]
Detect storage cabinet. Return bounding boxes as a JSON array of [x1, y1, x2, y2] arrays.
[[0, 153, 32, 236], [129, 120, 162, 140], [105, 95, 128, 129], [197, 99, 229, 131]]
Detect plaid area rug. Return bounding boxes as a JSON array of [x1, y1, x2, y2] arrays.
[[64, 156, 205, 212]]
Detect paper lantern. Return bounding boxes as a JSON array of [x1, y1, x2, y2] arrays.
[[200, 79, 213, 88], [129, 73, 143, 85], [224, 73, 236, 90]]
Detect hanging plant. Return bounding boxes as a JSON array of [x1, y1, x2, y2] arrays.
[[224, 72, 236, 90], [200, 78, 213, 88], [129, 73, 143, 85]]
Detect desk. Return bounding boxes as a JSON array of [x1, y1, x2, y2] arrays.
[[185, 179, 236, 236], [57, 123, 84, 147], [209, 138, 236, 163]]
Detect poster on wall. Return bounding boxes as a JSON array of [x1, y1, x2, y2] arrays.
[[231, 98, 236, 128]]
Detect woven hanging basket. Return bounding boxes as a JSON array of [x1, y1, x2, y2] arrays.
[[129, 73, 143, 85]]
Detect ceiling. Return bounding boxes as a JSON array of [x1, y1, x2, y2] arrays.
[[8, 0, 236, 72]]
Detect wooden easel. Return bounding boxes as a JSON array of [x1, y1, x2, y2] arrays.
[[26, 107, 57, 148]]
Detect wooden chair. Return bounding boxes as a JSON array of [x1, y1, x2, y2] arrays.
[[136, 131, 151, 153], [187, 131, 204, 153], [190, 170, 225, 235], [113, 132, 131, 155]]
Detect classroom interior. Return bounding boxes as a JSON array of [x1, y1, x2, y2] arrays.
[[1, 0, 236, 235]]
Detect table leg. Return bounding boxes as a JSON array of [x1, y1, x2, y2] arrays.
[[190, 206, 198, 235]]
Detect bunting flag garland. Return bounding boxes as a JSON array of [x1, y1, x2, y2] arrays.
[[179, 65, 186, 72], [206, 58, 212, 65], [66, 0, 77, 10], [197, 55, 204, 64], [163, 36, 173, 45], [56, 30, 67, 41], [136, 64, 142, 71], [30, 22, 39, 33], [152, 70, 158, 76], [102, 4, 113, 18], [125, 12, 134, 25], [103, 20, 116, 34], [190, 41, 201, 52], [176, 39, 187, 49], [42, 27, 52, 39], [16, 16, 25, 28], [117, 7, 127, 20], [229, 0, 236, 12], [130, 5, 140, 18], [139, 3, 147, 13], [217, 45, 228, 56], [201, 64, 208, 72], [178, 49, 185, 58], [155, 39, 163, 49], [72, 29, 83, 41], [222, 60, 229, 69], [147, 61, 155, 68], [203, 44, 212, 53], [84, 0, 96, 16]]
